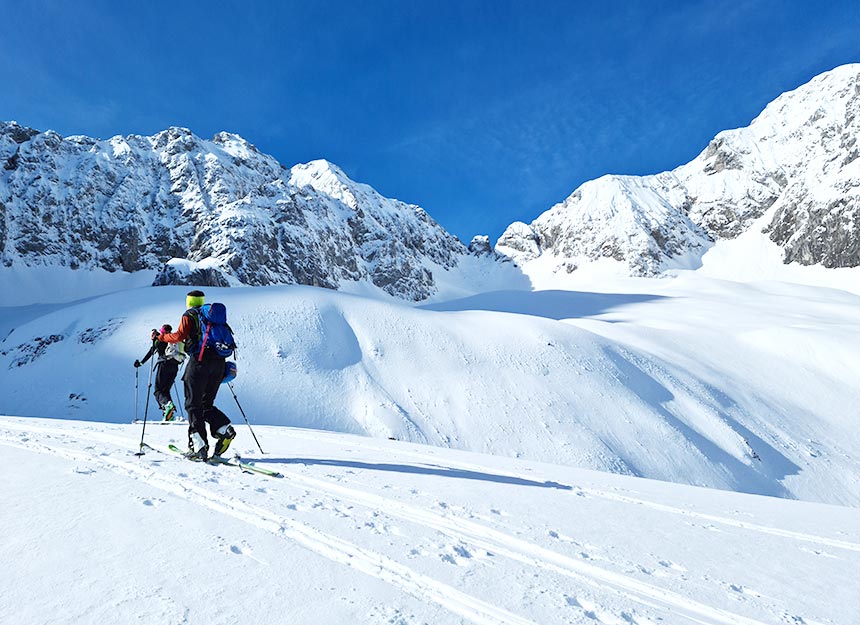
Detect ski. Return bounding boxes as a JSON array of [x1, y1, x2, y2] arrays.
[[166, 444, 283, 478], [132, 419, 187, 425], [167, 443, 208, 462], [218, 454, 283, 478]]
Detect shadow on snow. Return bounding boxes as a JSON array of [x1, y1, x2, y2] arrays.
[[420, 289, 665, 321], [254, 457, 573, 490]]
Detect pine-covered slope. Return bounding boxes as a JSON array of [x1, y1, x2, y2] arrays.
[[497, 64, 860, 276], [0, 124, 469, 301]]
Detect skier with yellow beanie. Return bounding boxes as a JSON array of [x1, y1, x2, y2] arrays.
[[156, 290, 237, 460]]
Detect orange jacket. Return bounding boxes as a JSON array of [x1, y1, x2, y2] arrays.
[[158, 313, 195, 344]]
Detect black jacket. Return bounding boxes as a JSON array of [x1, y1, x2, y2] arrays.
[[139, 340, 170, 364]]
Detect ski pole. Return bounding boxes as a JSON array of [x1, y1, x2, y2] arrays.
[[134, 366, 139, 424], [134, 347, 157, 456], [227, 381, 264, 454]]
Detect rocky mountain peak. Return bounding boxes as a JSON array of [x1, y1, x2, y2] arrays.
[[496, 64, 860, 275], [1, 121, 40, 146], [0, 125, 473, 300]]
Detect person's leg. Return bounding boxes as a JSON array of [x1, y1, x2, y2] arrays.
[[183, 361, 209, 456], [200, 360, 234, 456], [153, 362, 170, 408], [205, 406, 235, 456], [155, 360, 179, 418]]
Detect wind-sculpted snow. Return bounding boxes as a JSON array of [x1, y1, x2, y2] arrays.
[[2, 280, 858, 506], [498, 64, 860, 277], [0, 124, 471, 301]]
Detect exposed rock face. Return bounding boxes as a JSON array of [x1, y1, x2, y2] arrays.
[[766, 192, 860, 267], [497, 64, 860, 274], [467, 235, 493, 257], [0, 124, 467, 300], [151, 261, 233, 287], [495, 222, 543, 262]]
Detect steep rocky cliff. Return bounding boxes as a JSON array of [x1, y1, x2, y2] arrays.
[[0, 123, 467, 300]]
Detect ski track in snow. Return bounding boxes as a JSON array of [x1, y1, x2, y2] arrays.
[[0, 428, 535, 625], [281, 428, 860, 553], [2, 419, 854, 625]]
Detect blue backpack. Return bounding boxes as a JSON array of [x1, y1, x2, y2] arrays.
[[190, 303, 236, 360]]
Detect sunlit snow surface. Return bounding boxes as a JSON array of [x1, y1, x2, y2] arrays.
[[1, 417, 858, 625], [3, 65, 860, 624], [2, 260, 860, 623]]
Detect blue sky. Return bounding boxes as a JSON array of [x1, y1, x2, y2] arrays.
[[1, 1, 858, 242]]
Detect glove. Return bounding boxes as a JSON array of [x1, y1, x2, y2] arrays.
[[134, 360, 141, 368]]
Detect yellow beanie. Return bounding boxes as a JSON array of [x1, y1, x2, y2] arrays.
[[186, 291, 205, 309]]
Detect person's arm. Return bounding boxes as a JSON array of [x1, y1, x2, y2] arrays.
[[139, 342, 156, 363], [157, 314, 193, 344], [135, 342, 156, 367]]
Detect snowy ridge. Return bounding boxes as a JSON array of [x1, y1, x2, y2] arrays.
[[2, 65, 857, 301], [0, 124, 483, 301], [2, 416, 858, 625], [498, 64, 860, 280], [497, 174, 709, 276]]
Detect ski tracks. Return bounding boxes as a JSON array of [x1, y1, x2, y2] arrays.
[[0, 424, 536, 625], [294, 429, 860, 552], [254, 466, 782, 625], [2, 419, 857, 625]]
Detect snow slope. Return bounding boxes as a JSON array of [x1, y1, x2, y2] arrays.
[[1, 276, 858, 506], [2, 416, 857, 625]]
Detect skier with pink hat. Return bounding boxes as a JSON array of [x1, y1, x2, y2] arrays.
[[134, 322, 184, 421]]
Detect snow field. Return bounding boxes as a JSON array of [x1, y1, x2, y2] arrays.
[[1, 417, 858, 625], [1, 276, 860, 506]]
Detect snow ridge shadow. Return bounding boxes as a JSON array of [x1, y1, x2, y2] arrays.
[[603, 348, 799, 499], [421, 290, 664, 320]]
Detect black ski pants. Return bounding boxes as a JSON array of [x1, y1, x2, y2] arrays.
[[154, 359, 179, 409], [183, 356, 230, 444]]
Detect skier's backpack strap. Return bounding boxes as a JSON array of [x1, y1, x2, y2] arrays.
[[197, 321, 211, 362], [182, 307, 202, 356]]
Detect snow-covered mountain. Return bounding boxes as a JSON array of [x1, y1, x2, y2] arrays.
[[0, 123, 479, 301], [497, 64, 860, 278], [5, 58, 860, 625], [3, 65, 857, 302]]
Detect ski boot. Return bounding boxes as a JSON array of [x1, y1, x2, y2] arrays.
[[163, 401, 176, 421], [186, 432, 209, 462], [213, 425, 236, 458]]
